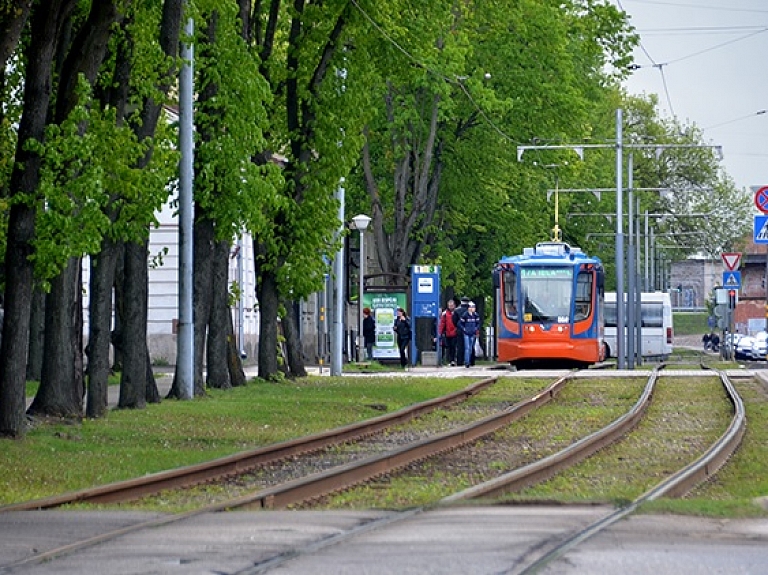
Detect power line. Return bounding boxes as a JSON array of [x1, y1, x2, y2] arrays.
[[665, 27, 768, 65], [617, 0, 678, 117], [622, 0, 768, 14], [639, 25, 768, 36], [702, 109, 767, 131]]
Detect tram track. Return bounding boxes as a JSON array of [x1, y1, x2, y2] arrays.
[[2, 376, 504, 511], [0, 373, 573, 571], [0, 367, 745, 574], [514, 366, 746, 574]]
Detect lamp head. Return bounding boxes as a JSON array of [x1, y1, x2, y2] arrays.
[[352, 214, 371, 231]]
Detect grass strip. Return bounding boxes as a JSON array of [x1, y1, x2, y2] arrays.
[[512, 376, 759, 517], [0, 376, 474, 505], [316, 377, 647, 509]]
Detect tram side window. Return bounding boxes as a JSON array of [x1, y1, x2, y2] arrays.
[[503, 271, 518, 319], [574, 271, 592, 320]]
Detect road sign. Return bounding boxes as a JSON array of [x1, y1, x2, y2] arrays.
[[723, 271, 741, 289], [721, 252, 741, 270], [714, 304, 727, 318], [754, 185, 768, 214], [755, 215, 768, 243]]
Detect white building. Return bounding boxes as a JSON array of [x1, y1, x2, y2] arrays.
[[82, 197, 260, 365]]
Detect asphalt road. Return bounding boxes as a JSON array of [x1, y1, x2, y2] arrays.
[[2, 506, 767, 574]]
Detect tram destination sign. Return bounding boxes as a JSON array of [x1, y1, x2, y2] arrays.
[[521, 268, 572, 278]]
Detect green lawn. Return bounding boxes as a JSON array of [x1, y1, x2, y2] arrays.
[[674, 311, 709, 336], [1, 376, 473, 505]]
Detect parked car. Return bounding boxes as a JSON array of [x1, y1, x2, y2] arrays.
[[735, 335, 755, 360], [750, 331, 768, 360]]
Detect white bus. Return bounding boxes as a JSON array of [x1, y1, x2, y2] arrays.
[[604, 292, 674, 360]]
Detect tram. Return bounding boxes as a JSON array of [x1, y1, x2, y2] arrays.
[[492, 242, 606, 368]]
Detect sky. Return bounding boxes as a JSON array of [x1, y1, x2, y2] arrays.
[[611, 0, 768, 193]]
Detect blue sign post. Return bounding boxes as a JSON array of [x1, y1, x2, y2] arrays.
[[722, 271, 741, 290], [754, 215, 768, 244], [410, 265, 441, 366]]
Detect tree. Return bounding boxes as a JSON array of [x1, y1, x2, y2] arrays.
[[0, 0, 79, 437], [350, 0, 637, 297], [241, 0, 374, 380], [27, 1, 126, 420]]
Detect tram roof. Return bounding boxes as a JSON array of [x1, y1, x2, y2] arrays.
[[498, 242, 602, 265]]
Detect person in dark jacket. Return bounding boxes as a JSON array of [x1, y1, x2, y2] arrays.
[[362, 307, 375, 360], [393, 307, 412, 368], [458, 301, 480, 368], [452, 297, 470, 366]]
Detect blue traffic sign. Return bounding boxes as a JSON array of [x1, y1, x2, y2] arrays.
[[755, 215, 768, 244], [723, 271, 741, 289]]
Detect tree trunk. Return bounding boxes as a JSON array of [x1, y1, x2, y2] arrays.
[[0, 1, 32, 73], [28, 258, 84, 418], [118, 239, 150, 409], [256, 265, 280, 379], [111, 241, 125, 372], [26, 288, 45, 382], [86, 239, 118, 418], [0, 203, 36, 435], [0, 0, 77, 437], [227, 311, 246, 387], [282, 298, 307, 378], [206, 239, 231, 389], [126, 0, 183, 402], [144, 346, 160, 403], [166, 214, 213, 399], [29, 0, 121, 419]]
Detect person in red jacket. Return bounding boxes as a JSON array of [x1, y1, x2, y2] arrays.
[[439, 299, 459, 366]]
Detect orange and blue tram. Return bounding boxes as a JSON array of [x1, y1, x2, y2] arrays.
[[492, 242, 605, 368]]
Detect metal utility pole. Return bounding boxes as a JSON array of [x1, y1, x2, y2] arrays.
[[627, 152, 635, 369], [331, 181, 345, 376], [177, 12, 194, 399], [615, 110, 625, 369]]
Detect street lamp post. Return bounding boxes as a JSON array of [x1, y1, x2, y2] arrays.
[[352, 214, 371, 362]]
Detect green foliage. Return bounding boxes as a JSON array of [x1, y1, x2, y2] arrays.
[[345, 0, 640, 295], [192, 0, 275, 243], [24, 76, 177, 285]]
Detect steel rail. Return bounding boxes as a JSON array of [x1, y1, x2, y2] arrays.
[[442, 367, 659, 502], [213, 373, 574, 510], [0, 374, 571, 572], [516, 368, 746, 575], [1, 376, 501, 511]]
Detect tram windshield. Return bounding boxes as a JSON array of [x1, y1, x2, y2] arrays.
[[520, 266, 573, 323]]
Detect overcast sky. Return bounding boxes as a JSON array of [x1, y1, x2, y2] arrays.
[[612, 0, 768, 192]]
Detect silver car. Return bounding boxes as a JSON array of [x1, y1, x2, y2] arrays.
[[735, 336, 755, 360], [750, 331, 768, 360]]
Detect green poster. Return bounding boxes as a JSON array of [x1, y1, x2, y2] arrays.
[[364, 292, 408, 360]]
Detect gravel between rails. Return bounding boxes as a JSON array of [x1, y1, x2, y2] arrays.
[[304, 376, 650, 509], [118, 378, 550, 511]]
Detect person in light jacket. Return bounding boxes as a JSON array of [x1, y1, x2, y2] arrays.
[[457, 301, 480, 368]]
